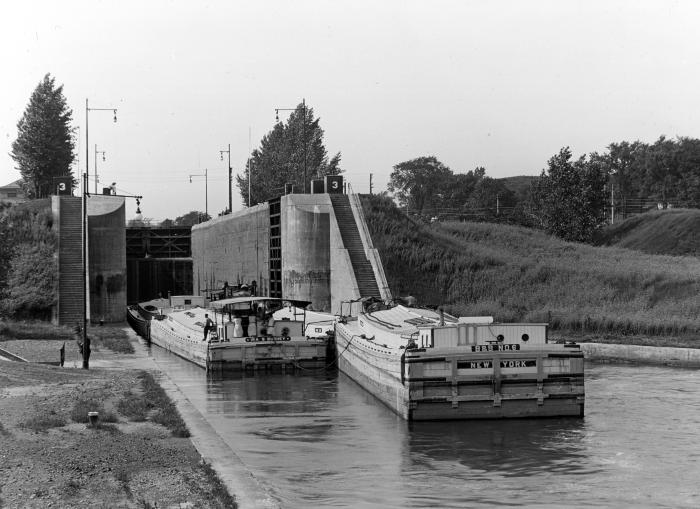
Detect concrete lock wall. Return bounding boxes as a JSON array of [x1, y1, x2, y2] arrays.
[[191, 203, 270, 296], [190, 193, 388, 314], [281, 195, 332, 312], [87, 196, 126, 323]]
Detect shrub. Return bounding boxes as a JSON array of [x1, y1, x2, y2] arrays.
[[117, 392, 150, 422], [19, 411, 66, 432], [70, 397, 118, 424]]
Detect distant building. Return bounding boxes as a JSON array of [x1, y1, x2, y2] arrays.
[[0, 179, 27, 204]]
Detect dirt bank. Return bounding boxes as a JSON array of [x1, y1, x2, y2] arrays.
[[0, 360, 236, 508]]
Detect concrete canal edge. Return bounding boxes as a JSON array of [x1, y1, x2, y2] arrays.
[[580, 343, 700, 368], [0, 346, 28, 362], [155, 370, 282, 509]]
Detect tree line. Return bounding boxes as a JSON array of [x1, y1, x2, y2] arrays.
[[389, 136, 700, 244], [9, 74, 700, 246]]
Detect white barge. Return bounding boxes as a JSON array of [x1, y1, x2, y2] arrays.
[[335, 303, 584, 420], [145, 295, 333, 373]]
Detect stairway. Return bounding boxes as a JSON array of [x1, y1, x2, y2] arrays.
[[329, 195, 381, 299], [57, 197, 84, 326]]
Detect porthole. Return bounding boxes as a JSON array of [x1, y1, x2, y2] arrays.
[[521, 334, 529, 342], [497, 334, 504, 342]]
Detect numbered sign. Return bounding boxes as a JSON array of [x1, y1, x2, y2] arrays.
[[54, 176, 72, 196], [325, 175, 343, 194]]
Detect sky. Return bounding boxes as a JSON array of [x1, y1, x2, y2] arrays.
[[2, 0, 700, 222]]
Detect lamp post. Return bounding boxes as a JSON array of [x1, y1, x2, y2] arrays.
[[82, 99, 117, 369], [275, 98, 307, 193], [94, 145, 106, 194], [219, 144, 231, 213], [189, 169, 208, 220]]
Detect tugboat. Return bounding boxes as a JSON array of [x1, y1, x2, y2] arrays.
[[335, 300, 585, 420]]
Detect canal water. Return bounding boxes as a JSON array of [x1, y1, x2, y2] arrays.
[[147, 347, 700, 508]]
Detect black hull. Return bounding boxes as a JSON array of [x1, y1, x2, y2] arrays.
[[126, 306, 150, 341]]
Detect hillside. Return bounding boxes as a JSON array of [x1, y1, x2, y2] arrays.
[[499, 175, 536, 201], [0, 199, 57, 319], [361, 194, 700, 342], [594, 208, 700, 256]]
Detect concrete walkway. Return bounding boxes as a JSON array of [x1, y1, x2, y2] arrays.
[[581, 342, 700, 368]]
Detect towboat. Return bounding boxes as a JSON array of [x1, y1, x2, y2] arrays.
[[335, 302, 585, 420], [143, 295, 333, 373]]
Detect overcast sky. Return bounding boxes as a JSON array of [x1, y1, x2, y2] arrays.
[[2, 0, 699, 221]]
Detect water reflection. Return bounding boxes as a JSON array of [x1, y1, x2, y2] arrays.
[[406, 418, 596, 477], [146, 345, 700, 508]]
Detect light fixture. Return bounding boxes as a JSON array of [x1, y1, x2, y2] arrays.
[[113, 110, 117, 123]]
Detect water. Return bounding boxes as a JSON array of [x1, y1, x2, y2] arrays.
[[147, 347, 700, 508]]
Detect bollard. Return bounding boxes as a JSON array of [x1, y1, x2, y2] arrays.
[[88, 411, 99, 427]]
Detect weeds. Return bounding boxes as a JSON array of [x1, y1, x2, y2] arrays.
[[114, 466, 132, 499], [0, 421, 10, 436], [19, 410, 66, 432], [117, 372, 190, 437], [117, 392, 149, 421], [70, 397, 119, 424], [140, 372, 190, 437], [199, 460, 237, 508], [63, 478, 82, 497], [90, 327, 134, 354], [0, 321, 74, 341]]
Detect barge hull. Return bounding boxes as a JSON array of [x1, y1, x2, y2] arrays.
[[336, 333, 584, 421]]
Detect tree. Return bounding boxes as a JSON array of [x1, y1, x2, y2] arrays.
[[388, 156, 453, 216], [11, 74, 76, 198], [530, 147, 607, 243], [174, 210, 211, 226], [466, 176, 516, 220], [236, 103, 342, 205]]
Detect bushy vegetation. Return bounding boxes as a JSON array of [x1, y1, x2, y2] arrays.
[[70, 397, 118, 424], [117, 371, 190, 437], [362, 194, 700, 339], [90, 327, 134, 354], [19, 410, 66, 433], [0, 200, 57, 319]]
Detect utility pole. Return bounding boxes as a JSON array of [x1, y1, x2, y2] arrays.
[[496, 194, 500, 215], [83, 99, 117, 370], [94, 145, 106, 194], [611, 183, 615, 225], [219, 144, 231, 213], [302, 98, 307, 193], [369, 173, 373, 194]]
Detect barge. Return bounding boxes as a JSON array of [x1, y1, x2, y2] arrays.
[[134, 295, 333, 373], [335, 302, 585, 420]]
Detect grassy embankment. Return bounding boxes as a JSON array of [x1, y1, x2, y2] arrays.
[[594, 208, 700, 256], [0, 362, 235, 508], [361, 194, 700, 347], [0, 321, 134, 354]]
